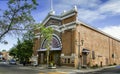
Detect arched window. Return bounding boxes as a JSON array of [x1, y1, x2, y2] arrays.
[[41, 35, 61, 49]]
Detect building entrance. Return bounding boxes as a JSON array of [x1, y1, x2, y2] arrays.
[[82, 49, 90, 67], [39, 51, 61, 65], [49, 51, 61, 65]]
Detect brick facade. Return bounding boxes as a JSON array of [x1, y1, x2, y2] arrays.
[[33, 7, 120, 68]]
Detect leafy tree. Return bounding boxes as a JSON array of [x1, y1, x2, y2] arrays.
[[2, 49, 6, 52], [17, 39, 33, 63], [0, 0, 37, 42], [9, 31, 34, 64], [36, 24, 53, 66], [9, 47, 17, 58], [23, 30, 34, 41]]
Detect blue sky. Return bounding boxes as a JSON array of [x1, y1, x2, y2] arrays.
[[0, 0, 120, 51]]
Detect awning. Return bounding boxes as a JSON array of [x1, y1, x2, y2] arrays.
[[82, 48, 90, 53], [37, 47, 61, 51]]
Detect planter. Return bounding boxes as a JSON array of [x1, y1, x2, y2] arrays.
[[48, 66, 56, 69], [47, 63, 56, 69]]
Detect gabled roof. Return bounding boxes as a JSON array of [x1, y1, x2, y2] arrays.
[[40, 6, 120, 42], [41, 6, 78, 25]]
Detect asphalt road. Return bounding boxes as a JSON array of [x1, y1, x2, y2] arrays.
[[0, 62, 39, 74], [1, 62, 120, 74]]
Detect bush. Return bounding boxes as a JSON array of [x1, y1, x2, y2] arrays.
[[91, 64, 99, 68], [108, 64, 113, 66]]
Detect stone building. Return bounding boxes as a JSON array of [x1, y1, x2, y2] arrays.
[[0, 51, 10, 61], [33, 6, 120, 68]]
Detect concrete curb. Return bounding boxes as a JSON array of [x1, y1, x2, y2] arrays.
[[73, 65, 117, 73], [17, 64, 117, 73]]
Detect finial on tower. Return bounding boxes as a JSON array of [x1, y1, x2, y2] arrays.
[[49, 0, 55, 15], [73, 5, 77, 11], [50, 0, 53, 11]]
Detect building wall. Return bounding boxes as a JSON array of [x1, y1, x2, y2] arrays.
[[33, 38, 40, 56], [33, 9, 120, 68], [62, 14, 77, 24], [75, 24, 120, 67]]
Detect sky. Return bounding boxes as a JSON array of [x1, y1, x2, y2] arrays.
[[0, 0, 120, 51]]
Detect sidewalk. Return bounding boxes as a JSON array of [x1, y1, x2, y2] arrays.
[[34, 65, 117, 74], [18, 64, 117, 74]]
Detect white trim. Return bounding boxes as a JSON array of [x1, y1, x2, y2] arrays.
[[42, 16, 60, 25], [60, 56, 75, 58], [59, 21, 76, 28], [46, 25, 61, 32], [34, 36, 40, 38], [37, 47, 61, 51], [42, 13, 76, 25], [60, 21, 76, 32], [40, 34, 62, 50], [61, 25, 76, 32], [62, 13, 76, 20]]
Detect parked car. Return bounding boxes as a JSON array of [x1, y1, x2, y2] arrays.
[[1, 60, 7, 64], [9, 59, 16, 65]]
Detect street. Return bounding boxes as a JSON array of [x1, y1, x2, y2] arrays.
[[0, 62, 68, 74], [0, 62, 120, 74], [0, 62, 39, 74]]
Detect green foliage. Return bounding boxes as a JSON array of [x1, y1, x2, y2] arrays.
[[2, 49, 6, 52], [0, 0, 37, 41], [39, 25, 53, 45], [9, 30, 34, 63], [16, 39, 33, 63], [36, 24, 53, 66], [23, 30, 34, 41], [9, 47, 17, 58]]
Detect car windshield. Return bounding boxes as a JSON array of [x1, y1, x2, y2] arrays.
[[10, 59, 16, 62]]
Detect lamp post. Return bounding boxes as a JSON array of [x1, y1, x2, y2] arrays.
[[78, 39, 84, 69], [76, 32, 84, 69]]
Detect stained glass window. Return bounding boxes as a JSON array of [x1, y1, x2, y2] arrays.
[[41, 35, 61, 49]]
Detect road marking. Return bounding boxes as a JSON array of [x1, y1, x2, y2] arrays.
[[48, 72, 67, 74], [39, 72, 67, 74], [39, 71, 45, 74]]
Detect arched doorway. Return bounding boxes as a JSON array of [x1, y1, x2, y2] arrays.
[[39, 34, 62, 65]]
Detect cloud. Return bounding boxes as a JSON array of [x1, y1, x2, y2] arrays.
[[33, 0, 120, 24], [99, 25, 120, 40], [78, 0, 120, 22], [99, 0, 120, 15], [53, 0, 102, 14], [53, 0, 120, 23], [32, 10, 49, 23], [78, 9, 106, 22], [58, 0, 101, 8]]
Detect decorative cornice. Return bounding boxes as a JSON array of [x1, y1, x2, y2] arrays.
[[42, 6, 78, 25], [42, 13, 76, 25]]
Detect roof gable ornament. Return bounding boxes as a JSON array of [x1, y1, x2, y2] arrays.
[[49, 0, 55, 15], [73, 5, 77, 11]]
